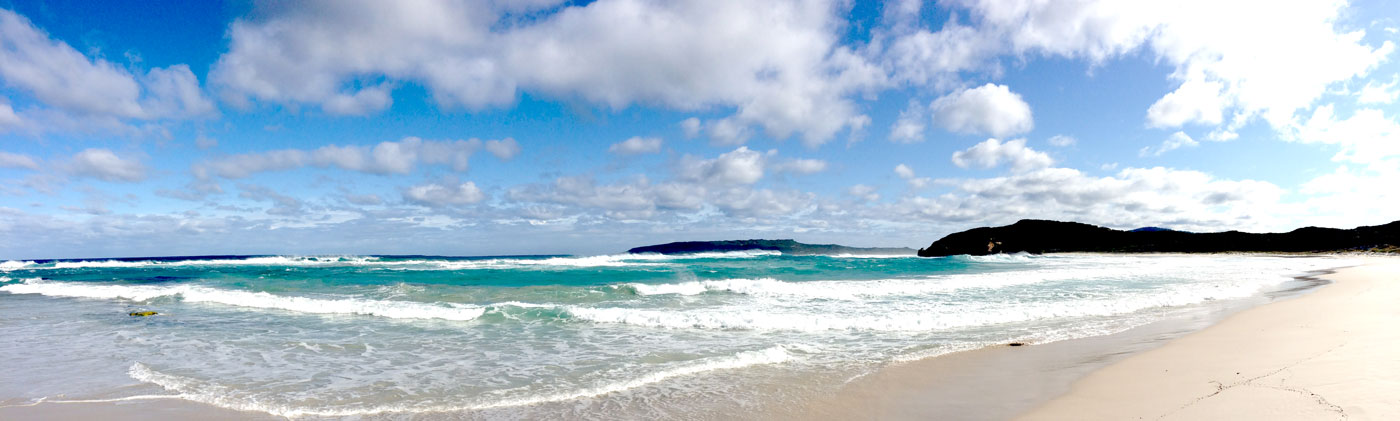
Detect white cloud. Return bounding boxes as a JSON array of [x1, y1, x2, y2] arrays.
[[484, 138, 521, 160], [320, 84, 393, 116], [950, 138, 1053, 172], [1292, 105, 1400, 167], [344, 193, 384, 206], [195, 137, 511, 179], [929, 83, 1033, 137], [608, 136, 663, 155], [949, 0, 1393, 132], [773, 158, 827, 175], [894, 163, 916, 179], [0, 10, 213, 127], [1146, 78, 1224, 128], [0, 102, 23, 130], [887, 165, 1289, 232], [404, 181, 486, 207], [676, 146, 764, 186], [1358, 76, 1399, 104], [883, 18, 996, 89], [0, 151, 38, 170], [238, 184, 305, 216], [894, 163, 930, 188], [68, 149, 146, 182], [1139, 131, 1199, 157], [195, 134, 218, 150], [210, 0, 880, 146], [1047, 134, 1076, 147], [705, 117, 752, 146], [888, 100, 927, 143], [679, 118, 701, 138], [847, 184, 879, 201]]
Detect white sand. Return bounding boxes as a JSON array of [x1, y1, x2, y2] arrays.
[[1020, 259, 1400, 420]]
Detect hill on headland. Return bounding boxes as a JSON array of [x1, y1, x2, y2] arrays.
[[629, 239, 913, 256], [918, 219, 1400, 257]]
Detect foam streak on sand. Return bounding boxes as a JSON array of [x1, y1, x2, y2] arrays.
[[129, 346, 796, 418]]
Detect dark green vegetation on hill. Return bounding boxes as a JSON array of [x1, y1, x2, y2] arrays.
[[628, 239, 913, 256], [918, 219, 1400, 257]]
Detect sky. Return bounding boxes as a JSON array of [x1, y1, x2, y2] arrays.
[[1, 0, 1399, 259]]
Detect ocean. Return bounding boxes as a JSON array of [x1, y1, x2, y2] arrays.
[[0, 252, 1353, 419]]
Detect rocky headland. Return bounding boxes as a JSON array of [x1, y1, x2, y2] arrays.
[[917, 219, 1400, 257]]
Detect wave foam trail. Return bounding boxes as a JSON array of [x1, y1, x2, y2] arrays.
[[621, 265, 1163, 300], [571, 279, 1280, 332], [128, 346, 795, 418], [0, 280, 484, 321], [0, 260, 36, 271]]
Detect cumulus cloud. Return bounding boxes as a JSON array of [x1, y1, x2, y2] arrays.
[[847, 184, 880, 201], [0, 102, 22, 130], [888, 100, 927, 143], [484, 138, 521, 160], [1139, 131, 1198, 157], [949, 0, 1392, 132], [404, 181, 486, 207], [1292, 105, 1400, 167], [950, 138, 1053, 172], [67, 149, 146, 182], [209, 0, 879, 146], [676, 146, 765, 186], [894, 163, 930, 189], [929, 83, 1033, 137], [0, 151, 39, 170], [0, 10, 213, 129], [883, 18, 997, 89], [195, 137, 514, 179], [1358, 76, 1399, 104], [679, 118, 701, 138], [608, 136, 663, 155]]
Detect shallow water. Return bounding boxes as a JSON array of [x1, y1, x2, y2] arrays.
[[0, 253, 1355, 419]]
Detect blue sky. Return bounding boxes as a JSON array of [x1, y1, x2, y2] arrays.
[[2, 0, 1399, 259]]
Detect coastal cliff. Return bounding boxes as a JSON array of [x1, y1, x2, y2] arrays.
[[629, 239, 912, 256], [917, 219, 1400, 257]]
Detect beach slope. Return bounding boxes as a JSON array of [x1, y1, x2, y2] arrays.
[[1020, 259, 1400, 420]]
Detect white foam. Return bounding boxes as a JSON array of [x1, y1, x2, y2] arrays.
[[620, 264, 1164, 300], [568, 279, 1280, 332], [0, 279, 485, 321], [0, 260, 36, 271], [128, 345, 795, 418]]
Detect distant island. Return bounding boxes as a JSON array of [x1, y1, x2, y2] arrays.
[[918, 219, 1400, 257], [629, 239, 913, 256]]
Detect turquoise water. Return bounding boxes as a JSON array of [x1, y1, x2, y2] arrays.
[[0, 252, 1351, 418]]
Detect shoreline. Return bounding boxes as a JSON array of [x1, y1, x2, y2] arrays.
[[777, 261, 1349, 420], [1017, 257, 1398, 419], [785, 256, 1395, 420]]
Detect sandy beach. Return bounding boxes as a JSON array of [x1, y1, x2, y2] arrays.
[[792, 256, 1398, 421], [1019, 258, 1400, 420]]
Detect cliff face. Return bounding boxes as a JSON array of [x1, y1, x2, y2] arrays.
[[917, 219, 1400, 257], [628, 239, 912, 256]]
